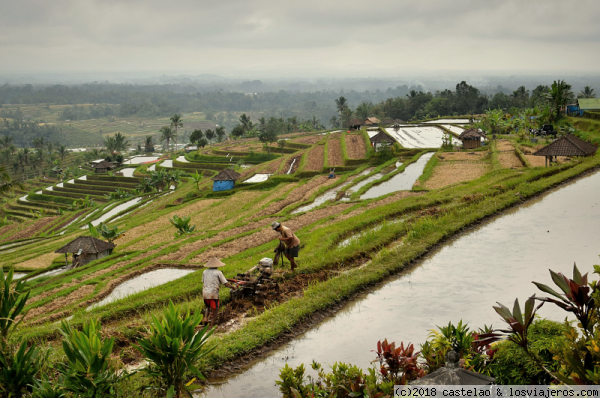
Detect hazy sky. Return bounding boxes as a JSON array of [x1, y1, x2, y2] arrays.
[[1, 0, 599, 77]]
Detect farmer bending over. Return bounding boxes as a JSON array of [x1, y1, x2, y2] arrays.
[[202, 257, 235, 326], [271, 221, 300, 271]]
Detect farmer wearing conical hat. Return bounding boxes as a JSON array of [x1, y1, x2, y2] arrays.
[[271, 221, 300, 271], [202, 257, 234, 326]]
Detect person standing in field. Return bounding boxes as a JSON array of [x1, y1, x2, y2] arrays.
[[271, 221, 300, 271], [202, 257, 235, 326]]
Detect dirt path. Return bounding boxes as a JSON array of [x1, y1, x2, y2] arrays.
[[327, 139, 343, 166], [497, 141, 525, 168], [305, 145, 324, 171], [345, 134, 366, 159]]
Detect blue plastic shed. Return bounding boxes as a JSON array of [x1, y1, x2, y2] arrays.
[[212, 169, 241, 192]]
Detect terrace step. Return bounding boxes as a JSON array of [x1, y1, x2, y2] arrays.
[[7, 204, 59, 215], [17, 199, 70, 210], [5, 214, 30, 223], [5, 209, 36, 219], [75, 180, 139, 189], [53, 186, 122, 197], [68, 182, 136, 192], [41, 190, 107, 202]]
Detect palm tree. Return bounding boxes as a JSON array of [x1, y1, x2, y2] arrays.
[[46, 142, 54, 155], [104, 132, 130, 153], [58, 145, 67, 161], [335, 96, 348, 117], [144, 136, 155, 153], [0, 135, 13, 151], [160, 126, 176, 152], [215, 126, 226, 143], [544, 80, 573, 122], [205, 129, 215, 146], [239, 114, 253, 133], [0, 166, 23, 195], [578, 86, 596, 99], [170, 114, 183, 151]]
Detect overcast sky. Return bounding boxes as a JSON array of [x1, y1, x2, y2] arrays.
[[1, 0, 599, 78]]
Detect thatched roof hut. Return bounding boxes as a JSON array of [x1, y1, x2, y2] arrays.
[[92, 160, 115, 174], [369, 131, 395, 151], [459, 128, 486, 149], [348, 119, 363, 130], [212, 169, 241, 192], [381, 118, 395, 125], [55, 236, 115, 268], [533, 134, 597, 166], [364, 117, 381, 125]]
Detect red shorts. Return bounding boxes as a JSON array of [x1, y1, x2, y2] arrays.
[[204, 299, 220, 310]]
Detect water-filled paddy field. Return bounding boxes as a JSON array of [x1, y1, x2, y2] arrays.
[[385, 127, 445, 148], [199, 170, 600, 398]]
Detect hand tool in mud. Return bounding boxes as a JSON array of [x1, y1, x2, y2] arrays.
[[273, 241, 285, 268]]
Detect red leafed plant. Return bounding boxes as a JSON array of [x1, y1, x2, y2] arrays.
[[373, 339, 426, 385]]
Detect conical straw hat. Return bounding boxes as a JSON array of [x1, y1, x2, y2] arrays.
[[205, 257, 226, 268]]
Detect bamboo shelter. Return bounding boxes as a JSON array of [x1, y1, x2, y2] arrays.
[[55, 236, 116, 268], [369, 130, 395, 151], [533, 134, 598, 166], [212, 169, 241, 192], [347, 119, 364, 130], [459, 128, 486, 149], [92, 160, 115, 174]]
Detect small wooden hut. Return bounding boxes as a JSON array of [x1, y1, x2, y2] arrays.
[[533, 134, 598, 166], [347, 119, 364, 130], [381, 118, 395, 125], [55, 236, 115, 268], [92, 160, 115, 174], [212, 169, 241, 192], [364, 117, 381, 126], [369, 130, 395, 151], [459, 128, 486, 149]]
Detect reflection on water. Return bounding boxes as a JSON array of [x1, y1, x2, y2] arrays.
[[162, 160, 173, 168], [293, 170, 371, 213], [386, 127, 444, 148], [30, 267, 66, 280], [121, 168, 137, 177], [89, 198, 142, 226], [13, 273, 27, 280], [89, 268, 195, 309], [243, 174, 271, 183], [200, 170, 600, 398], [360, 153, 433, 200]]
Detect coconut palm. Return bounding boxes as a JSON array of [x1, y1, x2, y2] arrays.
[[160, 126, 176, 152], [144, 136, 155, 153], [578, 86, 596, 99], [0, 135, 13, 151], [170, 114, 183, 151], [215, 126, 226, 143], [58, 145, 67, 161], [0, 166, 23, 195], [239, 114, 253, 133], [335, 96, 349, 118], [205, 129, 215, 145], [104, 132, 130, 153], [544, 80, 573, 122], [46, 142, 54, 155]]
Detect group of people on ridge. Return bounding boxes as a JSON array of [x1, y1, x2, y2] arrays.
[[201, 221, 300, 325]]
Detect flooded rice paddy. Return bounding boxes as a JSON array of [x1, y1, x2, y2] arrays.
[[177, 156, 190, 163], [360, 153, 434, 200], [148, 164, 156, 171], [13, 273, 27, 280], [243, 174, 271, 183], [440, 124, 465, 135], [89, 198, 142, 226], [199, 170, 600, 398], [161, 160, 173, 168], [385, 127, 445, 148], [89, 268, 195, 309], [294, 170, 371, 212], [120, 168, 137, 177], [30, 267, 66, 280], [123, 156, 160, 165], [424, 118, 471, 124]]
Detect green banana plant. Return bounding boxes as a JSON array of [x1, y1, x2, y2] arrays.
[[134, 301, 214, 398], [169, 215, 195, 237]]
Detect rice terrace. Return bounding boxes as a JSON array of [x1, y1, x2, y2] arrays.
[[2, 77, 600, 396]]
